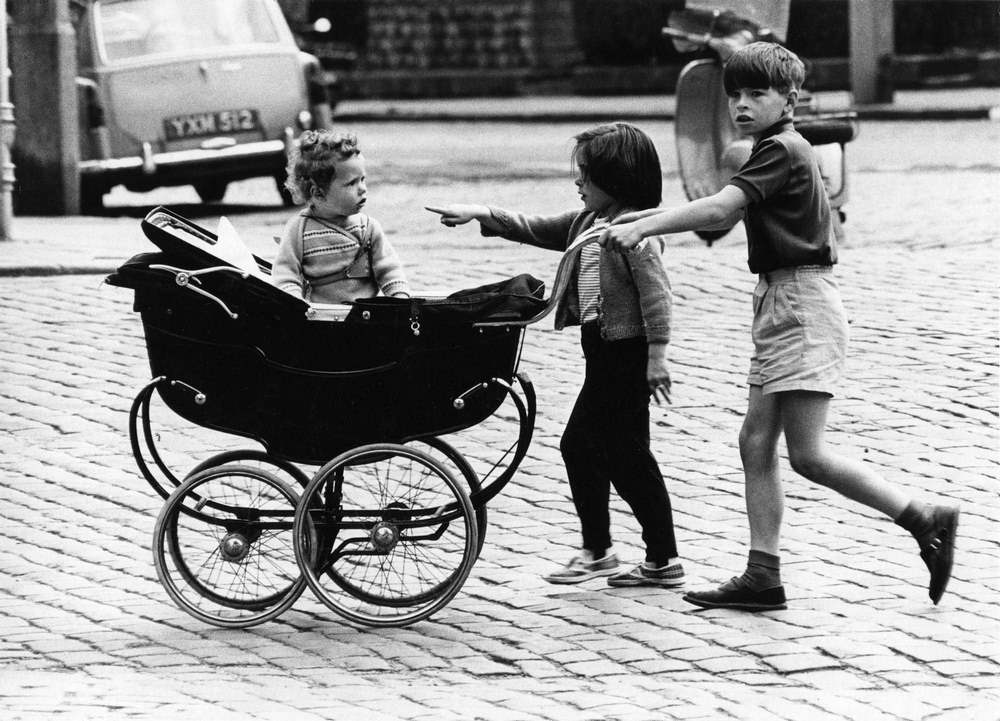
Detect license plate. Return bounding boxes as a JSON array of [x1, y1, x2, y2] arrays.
[[164, 109, 260, 140]]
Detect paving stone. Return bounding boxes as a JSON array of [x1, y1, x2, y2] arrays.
[[2, 157, 998, 719]]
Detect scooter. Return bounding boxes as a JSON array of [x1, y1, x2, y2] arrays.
[[663, 1, 858, 244]]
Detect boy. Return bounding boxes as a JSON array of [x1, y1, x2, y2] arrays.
[[600, 42, 957, 610]]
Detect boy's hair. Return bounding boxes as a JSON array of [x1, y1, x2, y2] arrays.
[[723, 42, 805, 95], [572, 122, 662, 211], [285, 130, 360, 205]]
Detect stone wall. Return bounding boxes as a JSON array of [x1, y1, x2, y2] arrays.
[[363, 1, 535, 71], [290, 0, 1000, 98]]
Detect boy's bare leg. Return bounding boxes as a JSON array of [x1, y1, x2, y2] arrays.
[[685, 389, 959, 609], [683, 387, 789, 610], [779, 391, 909, 518], [779, 390, 958, 604], [740, 386, 784, 555]]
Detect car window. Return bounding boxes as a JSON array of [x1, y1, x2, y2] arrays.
[[94, 0, 282, 62]]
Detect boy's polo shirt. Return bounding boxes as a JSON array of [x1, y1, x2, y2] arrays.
[[728, 117, 837, 274]]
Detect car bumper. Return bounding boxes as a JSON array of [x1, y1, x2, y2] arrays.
[[79, 134, 293, 188]]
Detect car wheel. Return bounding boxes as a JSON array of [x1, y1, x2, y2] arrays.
[[194, 180, 228, 203], [274, 173, 295, 206], [80, 185, 105, 214]]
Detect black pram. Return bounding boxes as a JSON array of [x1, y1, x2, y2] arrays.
[[108, 206, 600, 628]]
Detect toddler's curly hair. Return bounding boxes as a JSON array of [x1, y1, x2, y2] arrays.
[[284, 130, 361, 205]]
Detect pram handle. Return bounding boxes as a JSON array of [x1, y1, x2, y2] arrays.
[[474, 223, 608, 328], [148, 263, 249, 319]]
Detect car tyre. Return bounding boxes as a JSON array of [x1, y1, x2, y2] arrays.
[[274, 173, 295, 206], [80, 185, 105, 215], [194, 180, 228, 203]]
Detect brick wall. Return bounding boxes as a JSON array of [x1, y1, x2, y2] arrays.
[[363, 1, 536, 70], [290, 0, 999, 98]]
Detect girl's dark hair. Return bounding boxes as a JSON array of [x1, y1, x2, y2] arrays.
[[285, 130, 360, 205], [572, 122, 662, 211], [723, 41, 805, 95]]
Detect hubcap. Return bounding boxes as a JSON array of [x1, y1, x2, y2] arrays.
[[370, 522, 399, 553], [219, 533, 250, 562]]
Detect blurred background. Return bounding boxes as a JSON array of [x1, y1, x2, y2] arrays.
[[278, 0, 999, 98], [1, 0, 997, 221]]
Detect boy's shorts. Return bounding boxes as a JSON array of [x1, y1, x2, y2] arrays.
[[748, 265, 849, 396]]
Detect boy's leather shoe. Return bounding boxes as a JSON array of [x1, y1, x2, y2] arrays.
[[920, 505, 959, 605], [682, 576, 787, 611]]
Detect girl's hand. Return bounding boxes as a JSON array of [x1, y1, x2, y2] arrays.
[[647, 343, 671, 405], [425, 204, 483, 227], [600, 222, 645, 252]]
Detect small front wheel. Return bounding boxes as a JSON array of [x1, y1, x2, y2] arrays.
[[153, 464, 311, 628], [294, 443, 478, 627]]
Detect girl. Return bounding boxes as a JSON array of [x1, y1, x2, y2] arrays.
[[427, 122, 684, 588], [272, 130, 409, 303]]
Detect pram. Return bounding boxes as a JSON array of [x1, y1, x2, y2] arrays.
[[108, 206, 598, 628]]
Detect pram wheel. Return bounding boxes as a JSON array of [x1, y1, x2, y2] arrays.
[[153, 464, 312, 628], [294, 443, 478, 627], [186, 449, 310, 488], [409, 437, 487, 557]]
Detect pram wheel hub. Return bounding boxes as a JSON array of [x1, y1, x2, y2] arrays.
[[369, 522, 399, 553], [219, 533, 251, 562]]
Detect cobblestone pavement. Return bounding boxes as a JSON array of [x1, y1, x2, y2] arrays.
[[1, 147, 999, 717]]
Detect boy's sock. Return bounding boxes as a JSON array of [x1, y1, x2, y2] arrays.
[[739, 549, 782, 591], [894, 500, 933, 541], [894, 499, 959, 604]]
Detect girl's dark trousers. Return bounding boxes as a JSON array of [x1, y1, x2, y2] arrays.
[[560, 321, 679, 565]]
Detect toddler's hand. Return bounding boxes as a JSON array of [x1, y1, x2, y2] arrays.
[[426, 205, 479, 227]]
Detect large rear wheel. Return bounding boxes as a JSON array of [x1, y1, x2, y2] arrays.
[[294, 443, 477, 627]]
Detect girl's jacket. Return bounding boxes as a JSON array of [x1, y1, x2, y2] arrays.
[[483, 207, 672, 343]]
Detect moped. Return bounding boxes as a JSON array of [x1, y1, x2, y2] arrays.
[[663, 1, 858, 244]]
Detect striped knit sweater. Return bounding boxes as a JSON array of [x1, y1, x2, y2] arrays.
[[271, 209, 409, 304]]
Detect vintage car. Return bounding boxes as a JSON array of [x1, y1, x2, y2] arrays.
[[74, 0, 333, 210]]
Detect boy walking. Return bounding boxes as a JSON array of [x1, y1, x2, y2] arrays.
[[600, 42, 957, 610]]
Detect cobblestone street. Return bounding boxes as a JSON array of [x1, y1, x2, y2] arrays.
[[1, 111, 998, 719], [2, 221, 997, 718]]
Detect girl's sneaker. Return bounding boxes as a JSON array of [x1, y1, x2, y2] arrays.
[[543, 553, 620, 584], [607, 561, 685, 587]]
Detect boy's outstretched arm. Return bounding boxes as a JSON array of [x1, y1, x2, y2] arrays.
[[602, 185, 747, 251], [426, 204, 506, 233]]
